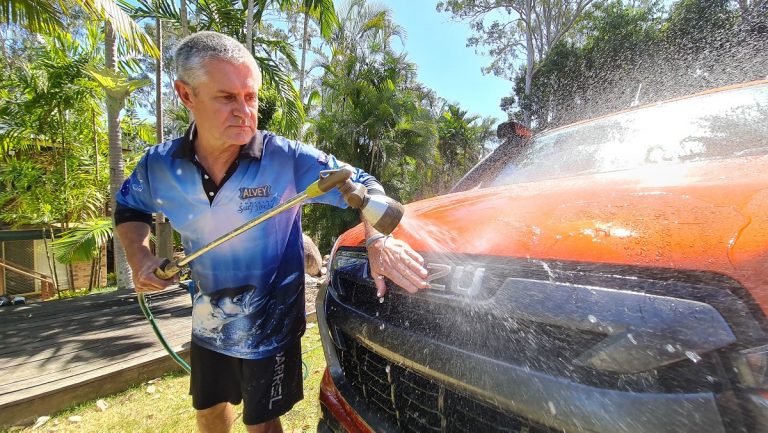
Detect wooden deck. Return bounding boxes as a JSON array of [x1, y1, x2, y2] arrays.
[[0, 286, 192, 427]]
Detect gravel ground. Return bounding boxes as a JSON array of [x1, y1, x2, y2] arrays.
[[304, 273, 325, 315]]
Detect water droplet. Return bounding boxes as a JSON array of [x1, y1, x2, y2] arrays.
[[588, 315, 598, 323], [379, 323, 385, 330], [665, 344, 675, 353], [375, 312, 379, 317], [627, 334, 637, 345], [379, 296, 385, 304], [685, 351, 701, 363], [385, 365, 391, 374], [548, 401, 557, 415]]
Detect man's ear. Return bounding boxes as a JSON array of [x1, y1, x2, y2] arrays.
[[174, 80, 195, 109]]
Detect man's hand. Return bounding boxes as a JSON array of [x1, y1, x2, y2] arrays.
[[116, 221, 178, 293], [131, 255, 179, 293], [367, 236, 429, 298]]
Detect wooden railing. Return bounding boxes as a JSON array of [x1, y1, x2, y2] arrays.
[[0, 258, 56, 299]]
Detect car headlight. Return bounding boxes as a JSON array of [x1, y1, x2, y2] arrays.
[[328, 248, 369, 296], [736, 344, 768, 388]]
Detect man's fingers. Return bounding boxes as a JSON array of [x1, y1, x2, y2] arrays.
[[404, 247, 425, 266], [373, 273, 388, 297], [135, 269, 175, 293]]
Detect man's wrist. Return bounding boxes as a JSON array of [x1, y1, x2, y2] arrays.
[[365, 233, 391, 248]]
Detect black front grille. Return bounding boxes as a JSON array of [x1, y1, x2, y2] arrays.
[[335, 273, 725, 394], [338, 333, 563, 433]]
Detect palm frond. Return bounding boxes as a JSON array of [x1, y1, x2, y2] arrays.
[[78, 0, 160, 58], [52, 218, 113, 264], [118, 0, 179, 22], [255, 54, 305, 137], [0, 0, 63, 34]]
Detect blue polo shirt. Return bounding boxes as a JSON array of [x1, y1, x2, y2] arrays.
[[116, 126, 382, 359]]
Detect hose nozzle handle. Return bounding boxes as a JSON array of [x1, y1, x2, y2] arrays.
[[338, 180, 405, 235], [361, 194, 404, 235], [154, 258, 182, 280], [307, 167, 355, 198]]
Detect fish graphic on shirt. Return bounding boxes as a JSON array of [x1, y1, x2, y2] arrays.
[[192, 284, 267, 337]]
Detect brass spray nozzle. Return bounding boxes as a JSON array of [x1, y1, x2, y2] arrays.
[[337, 178, 404, 235]]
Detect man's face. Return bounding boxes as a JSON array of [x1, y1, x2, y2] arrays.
[[176, 59, 260, 147]]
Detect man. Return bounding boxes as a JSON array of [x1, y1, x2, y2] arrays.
[[115, 31, 429, 433]]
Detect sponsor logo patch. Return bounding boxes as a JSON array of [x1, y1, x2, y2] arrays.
[[238, 185, 272, 200]]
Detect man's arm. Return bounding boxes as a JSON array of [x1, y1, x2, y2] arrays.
[[116, 221, 177, 292]]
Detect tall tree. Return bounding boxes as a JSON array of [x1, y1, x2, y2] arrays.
[[297, 0, 339, 103], [304, 1, 437, 250], [437, 0, 594, 125]]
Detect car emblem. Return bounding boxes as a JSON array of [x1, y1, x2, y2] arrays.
[[426, 263, 486, 297]]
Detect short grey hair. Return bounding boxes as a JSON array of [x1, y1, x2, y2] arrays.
[[175, 31, 261, 88]]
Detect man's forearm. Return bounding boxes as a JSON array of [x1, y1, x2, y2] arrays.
[[116, 221, 154, 271]]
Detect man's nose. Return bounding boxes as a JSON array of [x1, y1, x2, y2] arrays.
[[233, 98, 251, 120]]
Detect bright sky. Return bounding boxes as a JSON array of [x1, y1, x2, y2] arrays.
[[384, 0, 512, 123]]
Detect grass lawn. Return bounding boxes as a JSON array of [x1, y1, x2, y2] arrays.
[[3, 324, 326, 433]]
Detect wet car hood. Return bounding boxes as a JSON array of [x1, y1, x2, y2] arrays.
[[337, 154, 768, 312]]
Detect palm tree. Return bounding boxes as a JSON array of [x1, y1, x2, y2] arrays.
[[2, 0, 160, 290], [126, 0, 306, 137], [435, 103, 495, 192], [0, 0, 159, 57], [297, 0, 339, 102]]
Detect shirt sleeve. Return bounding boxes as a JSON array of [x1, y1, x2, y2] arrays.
[[114, 151, 158, 225], [293, 142, 385, 207]]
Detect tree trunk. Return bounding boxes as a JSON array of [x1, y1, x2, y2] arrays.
[[92, 108, 99, 182], [246, 0, 256, 53], [180, 0, 189, 36], [155, 19, 164, 145], [106, 22, 133, 291], [523, 0, 534, 127], [155, 18, 174, 260], [299, 10, 310, 103], [43, 225, 61, 298]]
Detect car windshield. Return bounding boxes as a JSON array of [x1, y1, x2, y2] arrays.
[[488, 83, 768, 187]]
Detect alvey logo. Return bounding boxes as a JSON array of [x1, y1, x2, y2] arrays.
[[239, 185, 272, 200]]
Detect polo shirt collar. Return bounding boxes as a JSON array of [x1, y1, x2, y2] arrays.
[[171, 122, 263, 160]]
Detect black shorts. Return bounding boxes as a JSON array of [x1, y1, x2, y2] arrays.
[[189, 339, 304, 425]]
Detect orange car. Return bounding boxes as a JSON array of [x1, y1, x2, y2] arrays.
[[317, 80, 768, 433]]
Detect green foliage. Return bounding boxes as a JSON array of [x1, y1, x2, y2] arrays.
[[0, 0, 159, 57], [0, 0, 63, 34], [49, 285, 118, 299], [302, 1, 496, 250], [508, 0, 768, 129], [0, 30, 111, 226], [122, 0, 306, 137], [419, 104, 495, 197], [52, 217, 113, 264]]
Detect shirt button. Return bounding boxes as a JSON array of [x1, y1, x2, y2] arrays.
[[208, 191, 215, 197], [204, 174, 209, 179]]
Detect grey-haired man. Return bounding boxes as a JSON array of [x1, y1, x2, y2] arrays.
[[115, 31, 429, 433]]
